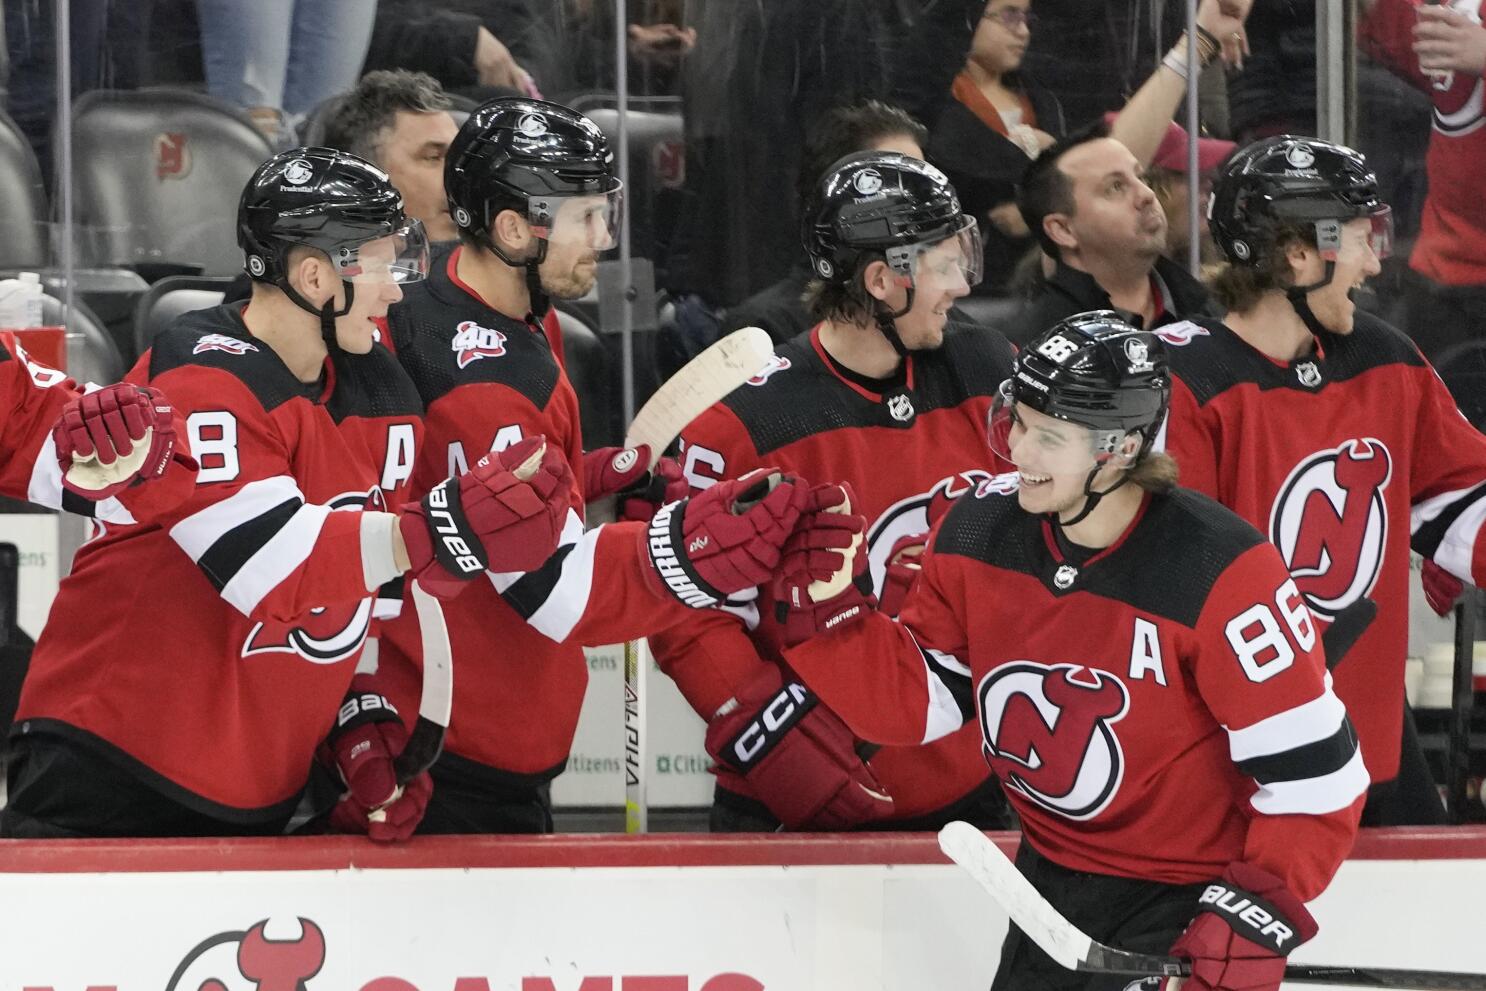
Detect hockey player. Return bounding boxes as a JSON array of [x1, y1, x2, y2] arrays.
[[1156, 135, 1486, 824], [0, 147, 581, 838], [651, 151, 1019, 832], [777, 313, 1367, 991], [375, 97, 828, 834]]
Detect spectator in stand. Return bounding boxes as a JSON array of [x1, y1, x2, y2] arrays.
[[365, 0, 542, 101], [929, 0, 1065, 295], [721, 101, 932, 344], [323, 71, 462, 244], [196, 0, 373, 147], [1361, 0, 1486, 364]]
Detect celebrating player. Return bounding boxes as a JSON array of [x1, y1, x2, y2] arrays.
[[652, 151, 1018, 832], [1157, 135, 1486, 825], [0, 147, 576, 838], [776, 313, 1366, 991]]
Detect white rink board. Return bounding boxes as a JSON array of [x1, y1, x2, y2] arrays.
[[553, 641, 713, 808], [0, 843, 1483, 990]]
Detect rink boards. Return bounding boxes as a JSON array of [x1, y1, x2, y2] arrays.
[[0, 829, 1482, 990]]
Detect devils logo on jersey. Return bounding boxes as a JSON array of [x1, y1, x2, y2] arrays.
[[978, 662, 1130, 820], [1270, 438, 1392, 618], [452, 320, 508, 368], [867, 470, 992, 592]]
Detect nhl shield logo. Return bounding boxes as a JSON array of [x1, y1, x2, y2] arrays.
[[1270, 437, 1392, 618], [451, 320, 508, 368], [1053, 564, 1078, 589], [978, 662, 1130, 820], [1295, 361, 1323, 388], [887, 393, 915, 422]]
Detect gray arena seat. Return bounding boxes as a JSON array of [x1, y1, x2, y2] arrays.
[[41, 294, 125, 386], [0, 111, 48, 269], [131, 275, 233, 357], [65, 89, 273, 278]]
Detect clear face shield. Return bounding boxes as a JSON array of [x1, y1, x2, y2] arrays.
[[333, 218, 432, 286], [1314, 206, 1392, 263], [987, 378, 1131, 477], [529, 185, 626, 254], [885, 214, 984, 292]]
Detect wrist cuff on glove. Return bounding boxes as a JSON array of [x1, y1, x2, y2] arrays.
[[1193, 873, 1311, 954], [714, 680, 817, 771], [642, 500, 723, 607], [331, 685, 401, 739]]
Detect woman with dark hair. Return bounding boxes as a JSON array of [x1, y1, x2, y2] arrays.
[[929, 0, 1064, 295]]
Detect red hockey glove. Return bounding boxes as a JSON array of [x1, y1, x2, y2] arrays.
[[704, 665, 894, 830], [324, 676, 433, 843], [640, 468, 813, 606], [53, 384, 178, 500], [619, 455, 687, 523], [583, 445, 652, 500], [1167, 862, 1317, 991], [877, 531, 927, 617], [400, 435, 572, 597], [773, 483, 872, 647], [1422, 559, 1465, 618]]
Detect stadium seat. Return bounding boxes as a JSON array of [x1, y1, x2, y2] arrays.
[[0, 111, 48, 269], [65, 89, 273, 279], [131, 275, 233, 357], [554, 306, 615, 448], [573, 98, 685, 273], [43, 294, 125, 386]]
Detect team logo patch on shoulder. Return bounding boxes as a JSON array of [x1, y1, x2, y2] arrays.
[[193, 334, 258, 355], [452, 320, 508, 368], [746, 354, 791, 386], [1152, 321, 1209, 346], [975, 471, 1021, 497]]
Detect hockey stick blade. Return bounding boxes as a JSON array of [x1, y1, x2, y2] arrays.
[[938, 822, 1486, 989], [1321, 596, 1378, 672], [623, 326, 774, 468]]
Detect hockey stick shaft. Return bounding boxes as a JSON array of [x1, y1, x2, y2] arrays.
[[624, 638, 647, 833], [938, 822, 1486, 989], [392, 580, 454, 784], [1448, 587, 1477, 822]]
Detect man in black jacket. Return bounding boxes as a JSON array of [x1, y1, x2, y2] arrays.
[[1007, 120, 1219, 347]]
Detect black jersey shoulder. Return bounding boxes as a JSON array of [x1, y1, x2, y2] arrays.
[[148, 305, 310, 413], [325, 343, 424, 424], [1166, 313, 1426, 407], [386, 246, 561, 411], [933, 482, 1265, 628], [718, 323, 1012, 455]]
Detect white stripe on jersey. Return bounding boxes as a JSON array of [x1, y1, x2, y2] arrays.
[[922, 645, 972, 744], [169, 475, 306, 561], [1250, 747, 1369, 816], [26, 431, 137, 524], [1411, 485, 1486, 579], [487, 509, 598, 642], [217, 503, 332, 616], [1226, 675, 1349, 760]]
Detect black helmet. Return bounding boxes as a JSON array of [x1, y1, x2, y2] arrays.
[[445, 97, 620, 244], [803, 151, 979, 286], [1208, 135, 1390, 266], [238, 147, 424, 285], [1008, 310, 1170, 459]]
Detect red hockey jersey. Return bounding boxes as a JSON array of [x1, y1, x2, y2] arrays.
[[1361, 0, 1486, 287], [1157, 314, 1486, 782], [785, 483, 1366, 899], [0, 332, 195, 522], [14, 305, 425, 819], [650, 321, 1016, 821], [378, 246, 687, 780]]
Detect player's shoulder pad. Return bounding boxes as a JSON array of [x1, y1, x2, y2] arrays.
[[929, 471, 1025, 561], [148, 304, 306, 413], [325, 343, 425, 423], [1153, 317, 1253, 406]]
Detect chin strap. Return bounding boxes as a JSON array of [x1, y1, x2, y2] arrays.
[[1053, 464, 1134, 528], [491, 237, 551, 319], [1285, 260, 1336, 339], [276, 276, 356, 358], [871, 287, 915, 359]]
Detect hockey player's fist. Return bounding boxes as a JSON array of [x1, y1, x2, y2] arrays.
[[877, 532, 927, 618], [54, 383, 178, 500], [1422, 559, 1465, 618], [1167, 862, 1316, 991], [773, 482, 872, 646], [641, 468, 812, 607], [704, 664, 893, 830], [400, 435, 571, 597], [324, 676, 432, 843], [582, 444, 688, 522]]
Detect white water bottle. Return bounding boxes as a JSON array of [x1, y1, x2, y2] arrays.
[[0, 272, 44, 328]]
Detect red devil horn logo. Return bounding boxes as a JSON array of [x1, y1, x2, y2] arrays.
[[237, 918, 325, 991]]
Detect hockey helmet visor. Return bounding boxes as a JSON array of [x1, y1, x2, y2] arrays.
[[533, 185, 625, 254], [331, 216, 431, 285], [988, 379, 1135, 476], [886, 214, 984, 292]]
